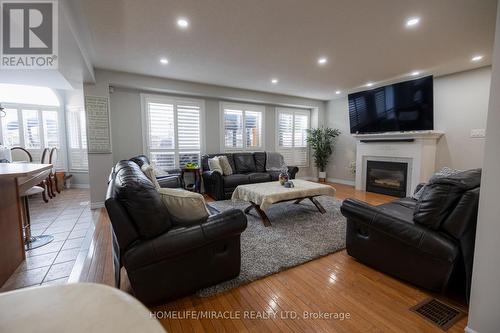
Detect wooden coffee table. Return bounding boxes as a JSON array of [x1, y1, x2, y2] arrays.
[[231, 180, 336, 226]]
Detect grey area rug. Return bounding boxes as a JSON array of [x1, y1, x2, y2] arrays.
[[197, 196, 346, 297]]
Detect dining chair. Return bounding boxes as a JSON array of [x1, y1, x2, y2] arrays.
[[49, 147, 61, 194], [40, 148, 54, 198], [11, 147, 49, 203], [11, 147, 32, 163]]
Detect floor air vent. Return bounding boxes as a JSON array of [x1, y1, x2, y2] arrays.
[[410, 298, 465, 331]]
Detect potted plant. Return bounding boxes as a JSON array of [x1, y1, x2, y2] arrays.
[[306, 127, 341, 182]]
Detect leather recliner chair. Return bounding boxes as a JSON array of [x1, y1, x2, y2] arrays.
[[201, 152, 299, 200], [340, 169, 481, 302], [105, 160, 247, 304]]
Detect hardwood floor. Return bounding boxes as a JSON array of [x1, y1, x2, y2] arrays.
[[76, 183, 468, 332]]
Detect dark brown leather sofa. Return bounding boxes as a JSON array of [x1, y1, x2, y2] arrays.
[[105, 160, 247, 304], [201, 152, 299, 200], [341, 169, 481, 302]]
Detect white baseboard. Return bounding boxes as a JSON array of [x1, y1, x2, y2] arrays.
[[297, 176, 355, 186], [70, 183, 90, 189], [327, 178, 355, 186], [465, 326, 479, 333], [90, 202, 104, 210]]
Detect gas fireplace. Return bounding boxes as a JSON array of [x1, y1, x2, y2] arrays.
[[366, 160, 408, 197]]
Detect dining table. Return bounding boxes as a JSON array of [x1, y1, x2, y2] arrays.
[[0, 163, 52, 286]]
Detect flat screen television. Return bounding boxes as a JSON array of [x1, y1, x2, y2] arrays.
[[348, 76, 434, 134]]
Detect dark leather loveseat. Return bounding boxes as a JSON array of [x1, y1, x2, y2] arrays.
[[105, 160, 247, 304], [201, 152, 299, 200], [129, 154, 183, 188], [341, 169, 481, 302]]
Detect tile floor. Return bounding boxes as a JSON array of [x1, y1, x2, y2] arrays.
[[0, 188, 94, 292]]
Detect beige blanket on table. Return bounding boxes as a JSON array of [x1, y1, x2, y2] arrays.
[[231, 179, 336, 211]]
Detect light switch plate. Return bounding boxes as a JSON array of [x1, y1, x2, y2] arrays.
[[470, 129, 486, 138]]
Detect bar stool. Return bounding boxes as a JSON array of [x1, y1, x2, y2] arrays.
[[11, 147, 49, 203], [20, 179, 54, 250]]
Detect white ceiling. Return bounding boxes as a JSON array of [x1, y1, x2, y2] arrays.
[[82, 0, 497, 100]]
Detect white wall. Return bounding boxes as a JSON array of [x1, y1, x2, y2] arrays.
[[434, 67, 491, 170], [466, 5, 500, 333], [85, 69, 326, 206], [325, 98, 357, 183], [325, 67, 491, 182]]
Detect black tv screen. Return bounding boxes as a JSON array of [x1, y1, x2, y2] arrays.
[[348, 76, 434, 134]]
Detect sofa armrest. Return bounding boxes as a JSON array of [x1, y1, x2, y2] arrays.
[[202, 170, 224, 200], [288, 166, 299, 179], [202, 208, 247, 242], [341, 198, 458, 262], [123, 209, 247, 271], [414, 183, 426, 195], [157, 174, 182, 188]]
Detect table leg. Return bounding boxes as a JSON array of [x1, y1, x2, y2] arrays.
[[309, 197, 326, 214], [244, 202, 271, 227]]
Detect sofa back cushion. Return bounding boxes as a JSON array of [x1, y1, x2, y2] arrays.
[[414, 169, 481, 230], [253, 152, 266, 172], [113, 160, 172, 238], [233, 153, 256, 173], [129, 154, 150, 168]]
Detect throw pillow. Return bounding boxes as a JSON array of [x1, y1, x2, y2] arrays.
[[141, 163, 161, 189], [151, 161, 169, 176], [208, 156, 223, 174], [158, 188, 210, 226], [412, 167, 462, 200], [218, 155, 233, 176]]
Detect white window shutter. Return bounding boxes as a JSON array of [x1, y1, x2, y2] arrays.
[[144, 96, 203, 170], [224, 109, 243, 149], [222, 103, 264, 151], [277, 108, 310, 167], [177, 103, 201, 167]]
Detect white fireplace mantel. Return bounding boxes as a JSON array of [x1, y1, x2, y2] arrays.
[[354, 131, 444, 195]]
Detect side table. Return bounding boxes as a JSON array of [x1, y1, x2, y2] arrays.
[[180, 167, 202, 193]]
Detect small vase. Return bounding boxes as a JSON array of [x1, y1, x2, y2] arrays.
[[279, 171, 289, 185], [318, 171, 326, 183]]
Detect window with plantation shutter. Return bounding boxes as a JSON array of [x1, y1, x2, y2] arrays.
[[0, 84, 67, 169], [276, 107, 310, 167], [221, 102, 264, 151], [66, 106, 88, 171], [143, 95, 204, 170]]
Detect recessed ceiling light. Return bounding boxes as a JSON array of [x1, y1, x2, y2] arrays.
[[406, 17, 420, 28], [366, 82, 374, 87], [160, 58, 169, 65], [271, 78, 278, 84], [177, 17, 189, 29], [471, 55, 484, 62], [318, 57, 328, 65], [411, 71, 421, 76], [335, 90, 341, 95]]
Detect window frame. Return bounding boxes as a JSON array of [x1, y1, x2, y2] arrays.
[[141, 94, 206, 170], [219, 101, 265, 152], [0, 102, 67, 169], [275, 107, 311, 167]]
